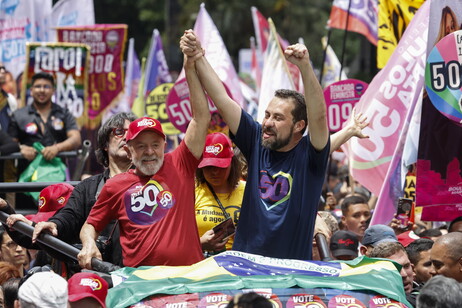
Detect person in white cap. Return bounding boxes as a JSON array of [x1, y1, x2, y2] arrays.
[[16, 271, 68, 308], [78, 52, 210, 269]]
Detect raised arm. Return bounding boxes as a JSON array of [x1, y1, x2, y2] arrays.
[[181, 49, 211, 159], [284, 44, 329, 150], [330, 108, 369, 153], [180, 30, 242, 135]]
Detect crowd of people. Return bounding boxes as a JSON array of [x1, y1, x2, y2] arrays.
[[0, 29, 458, 307]]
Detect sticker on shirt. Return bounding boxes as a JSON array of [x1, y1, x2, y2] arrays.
[[259, 170, 292, 211], [25, 123, 38, 135], [124, 179, 176, 225], [52, 118, 64, 130]]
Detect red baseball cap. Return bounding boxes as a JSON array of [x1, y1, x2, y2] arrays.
[[68, 272, 108, 308], [26, 183, 74, 223], [198, 133, 234, 168], [125, 117, 165, 141]]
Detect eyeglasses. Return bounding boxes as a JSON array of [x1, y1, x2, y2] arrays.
[[32, 84, 53, 90], [112, 127, 128, 137], [2, 241, 19, 249]]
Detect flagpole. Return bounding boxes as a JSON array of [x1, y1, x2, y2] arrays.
[[339, 0, 353, 77], [319, 27, 332, 85]]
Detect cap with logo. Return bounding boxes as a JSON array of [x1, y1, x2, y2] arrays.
[[330, 230, 359, 258], [198, 133, 234, 168], [125, 117, 166, 142], [68, 272, 109, 308], [26, 183, 74, 223], [361, 224, 398, 247]]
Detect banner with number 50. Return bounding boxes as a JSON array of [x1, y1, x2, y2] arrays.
[[166, 78, 233, 133]]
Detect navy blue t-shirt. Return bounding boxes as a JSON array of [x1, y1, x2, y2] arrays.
[[232, 110, 330, 260]]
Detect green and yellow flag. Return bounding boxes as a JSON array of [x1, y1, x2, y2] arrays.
[[107, 251, 411, 308]]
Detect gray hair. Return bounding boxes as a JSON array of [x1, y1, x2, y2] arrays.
[[417, 275, 462, 308]]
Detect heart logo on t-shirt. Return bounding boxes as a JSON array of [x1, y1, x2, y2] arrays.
[[259, 170, 293, 211]]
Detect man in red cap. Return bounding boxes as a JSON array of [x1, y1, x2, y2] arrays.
[[68, 272, 108, 308], [78, 54, 211, 268]]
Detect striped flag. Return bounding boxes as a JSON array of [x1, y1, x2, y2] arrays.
[[328, 0, 378, 45]]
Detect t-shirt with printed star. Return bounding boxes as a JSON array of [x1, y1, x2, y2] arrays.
[[231, 110, 330, 260], [86, 141, 204, 267]]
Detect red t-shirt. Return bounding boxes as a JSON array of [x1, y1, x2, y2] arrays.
[[86, 141, 204, 267]]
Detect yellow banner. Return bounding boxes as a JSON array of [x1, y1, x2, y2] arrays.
[[377, 0, 425, 68]]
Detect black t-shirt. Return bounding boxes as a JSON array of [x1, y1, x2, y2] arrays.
[[8, 103, 78, 147]]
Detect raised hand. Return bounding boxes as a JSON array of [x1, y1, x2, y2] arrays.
[[284, 43, 310, 68], [344, 107, 369, 139], [180, 30, 203, 56]]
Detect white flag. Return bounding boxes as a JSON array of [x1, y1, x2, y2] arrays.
[[50, 0, 95, 40], [257, 18, 294, 123]]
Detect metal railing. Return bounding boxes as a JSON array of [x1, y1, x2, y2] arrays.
[[0, 139, 92, 181]]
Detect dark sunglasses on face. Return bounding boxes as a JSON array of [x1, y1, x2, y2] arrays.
[[112, 127, 128, 137]]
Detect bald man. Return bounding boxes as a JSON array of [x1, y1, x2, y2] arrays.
[[429, 232, 462, 282]]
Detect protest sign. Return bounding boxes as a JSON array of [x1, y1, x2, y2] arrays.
[[57, 24, 127, 126], [22, 43, 90, 127]]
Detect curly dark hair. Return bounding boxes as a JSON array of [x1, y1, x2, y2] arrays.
[[95, 112, 137, 167]]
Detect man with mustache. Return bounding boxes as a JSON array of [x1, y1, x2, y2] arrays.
[[181, 30, 330, 260], [78, 53, 210, 268]]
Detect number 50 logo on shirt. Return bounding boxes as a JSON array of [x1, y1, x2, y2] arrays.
[[124, 180, 176, 225]]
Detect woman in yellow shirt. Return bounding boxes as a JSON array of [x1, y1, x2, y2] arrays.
[[195, 133, 245, 255]]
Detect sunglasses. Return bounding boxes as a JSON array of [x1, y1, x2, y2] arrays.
[[112, 127, 128, 137]]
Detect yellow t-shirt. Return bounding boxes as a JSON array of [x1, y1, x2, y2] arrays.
[[195, 181, 245, 250]]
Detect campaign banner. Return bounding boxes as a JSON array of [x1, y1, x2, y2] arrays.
[[0, 0, 41, 78], [377, 0, 425, 69], [145, 83, 180, 136], [342, 1, 428, 200], [107, 251, 410, 308], [417, 1, 462, 221], [166, 78, 231, 133], [22, 43, 90, 127], [323, 79, 368, 132], [57, 24, 127, 125]]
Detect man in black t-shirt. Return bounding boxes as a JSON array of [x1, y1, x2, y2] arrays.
[[8, 72, 81, 208]]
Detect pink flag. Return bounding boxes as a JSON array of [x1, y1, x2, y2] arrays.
[[328, 0, 378, 46], [193, 3, 244, 106], [342, 1, 430, 225]]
